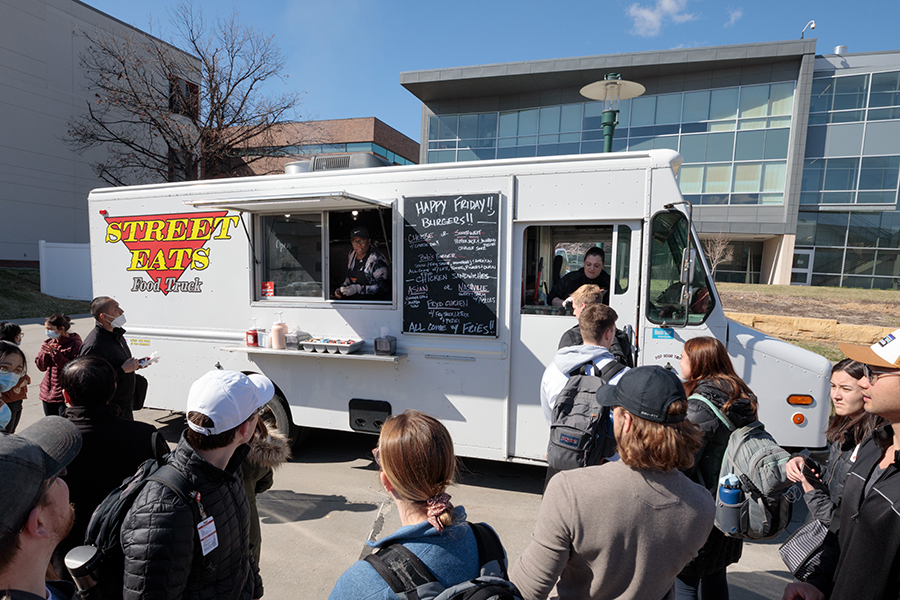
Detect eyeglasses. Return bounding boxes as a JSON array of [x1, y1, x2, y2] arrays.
[[863, 364, 900, 384], [0, 365, 25, 377]]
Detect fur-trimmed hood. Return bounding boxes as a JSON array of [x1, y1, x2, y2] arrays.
[[246, 427, 292, 469]]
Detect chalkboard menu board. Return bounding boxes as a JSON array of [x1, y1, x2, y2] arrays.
[[403, 193, 500, 337]]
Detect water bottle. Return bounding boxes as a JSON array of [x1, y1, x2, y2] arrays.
[[717, 474, 744, 535]]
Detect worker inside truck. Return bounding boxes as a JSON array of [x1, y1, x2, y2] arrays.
[[259, 207, 392, 302], [334, 226, 390, 301]]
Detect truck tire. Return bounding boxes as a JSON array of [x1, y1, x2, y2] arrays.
[[260, 392, 309, 447]]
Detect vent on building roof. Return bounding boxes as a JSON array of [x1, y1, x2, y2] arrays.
[[834, 45, 848, 55]]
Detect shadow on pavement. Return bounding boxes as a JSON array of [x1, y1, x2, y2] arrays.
[[258, 490, 378, 524], [730, 569, 793, 600], [457, 458, 545, 495]]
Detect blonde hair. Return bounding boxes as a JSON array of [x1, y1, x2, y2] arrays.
[[378, 410, 457, 529], [570, 284, 603, 306], [615, 400, 703, 471]]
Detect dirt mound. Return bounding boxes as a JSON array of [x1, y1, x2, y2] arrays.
[[718, 290, 899, 329]]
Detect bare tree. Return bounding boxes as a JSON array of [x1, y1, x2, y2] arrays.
[[65, 2, 304, 185], [702, 233, 734, 277]]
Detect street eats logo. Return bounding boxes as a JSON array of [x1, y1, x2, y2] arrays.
[[104, 211, 239, 295]]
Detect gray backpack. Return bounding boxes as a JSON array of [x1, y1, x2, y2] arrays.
[[693, 395, 797, 540], [547, 360, 626, 472]]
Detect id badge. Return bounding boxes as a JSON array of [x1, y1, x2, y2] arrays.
[[197, 516, 218, 556]]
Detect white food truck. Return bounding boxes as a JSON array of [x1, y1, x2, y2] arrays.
[[88, 150, 831, 461]]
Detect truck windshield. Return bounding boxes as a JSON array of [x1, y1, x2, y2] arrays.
[[647, 211, 714, 325]]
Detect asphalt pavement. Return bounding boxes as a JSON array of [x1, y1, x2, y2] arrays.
[[10, 316, 800, 599]]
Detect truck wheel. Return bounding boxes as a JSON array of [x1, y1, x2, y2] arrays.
[[261, 392, 308, 447]]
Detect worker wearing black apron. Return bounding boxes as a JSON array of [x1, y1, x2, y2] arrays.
[[336, 227, 390, 301]]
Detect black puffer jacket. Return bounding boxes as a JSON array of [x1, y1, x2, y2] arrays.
[[680, 379, 757, 578], [121, 433, 263, 600]]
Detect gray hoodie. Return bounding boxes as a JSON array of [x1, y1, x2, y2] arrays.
[[540, 344, 628, 425]]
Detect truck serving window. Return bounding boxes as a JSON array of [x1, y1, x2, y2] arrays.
[[521, 225, 614, 315], [647, 211, 714, 325], [257, 207, 392, 302]]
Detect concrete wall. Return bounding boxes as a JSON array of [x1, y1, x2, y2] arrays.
[[0, 0, 184, 264]]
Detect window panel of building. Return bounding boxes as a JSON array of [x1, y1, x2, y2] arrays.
[[539, 106, 561, 134], [843, 248, 876, 274], [769, 82, 795, 116], [679, 135, 707, 163], [875, 249, 900, 276], [735, 130, 766, 160], [683, 90, 710, 122], [762, 163, 787, 192], [764, 129, 790, 160], [823, 158, 860, 191], [859, 156, 900, 190], [709, 88, 739, 120], [679, 165, 704, 193], [863, 121, 900, 156], [813, 248, 845, 273], [847, 212, 883, 247], [704, 164, 732, 193], [814, 212, 849, 247], [703, 132, 733, 162], [870, 71, 900, 108], [739, 85, 770, 118], [631, 96, 656, 127], [656, 94, 683, 124], [733, 163, 762, 193], [832, 74, 869, 111]]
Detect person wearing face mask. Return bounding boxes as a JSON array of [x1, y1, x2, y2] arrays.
[[79, 296, 143, 420], [0, 341, 29, 433], [0, 326, 30, 433], [35, 314, 82, 417]]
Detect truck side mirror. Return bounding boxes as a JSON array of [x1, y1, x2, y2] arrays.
[[680, 248, 696, 285]]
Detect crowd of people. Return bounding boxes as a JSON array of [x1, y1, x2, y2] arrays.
[[2, 285, 900, 599]]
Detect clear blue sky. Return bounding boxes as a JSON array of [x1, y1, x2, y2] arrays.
[[85, 0, 900, 143]]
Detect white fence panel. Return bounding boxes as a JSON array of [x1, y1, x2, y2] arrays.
[[39, 241, 92, 301]]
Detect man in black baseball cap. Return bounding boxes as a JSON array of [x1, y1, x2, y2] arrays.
[[510, 366, 714, 600], [0, 416, 82, 599], [335, 226, 390, 300]]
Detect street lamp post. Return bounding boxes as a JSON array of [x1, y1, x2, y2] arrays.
[[580, 73, 645, 153]]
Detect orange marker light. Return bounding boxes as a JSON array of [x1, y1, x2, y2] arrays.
[[787, 395, 813, 405], [792, 413, 806, 425]]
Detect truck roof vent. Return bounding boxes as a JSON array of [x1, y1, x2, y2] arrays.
[[285, 153, 394, 174], [312, 154, 352, 171]]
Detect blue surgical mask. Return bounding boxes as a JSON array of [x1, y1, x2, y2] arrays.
[[0, 371, 21, 393], [0, 403, 10, 429], [46, 330, 60, 340]]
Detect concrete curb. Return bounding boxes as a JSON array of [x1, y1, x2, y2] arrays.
[[725, 312, 894, 344]]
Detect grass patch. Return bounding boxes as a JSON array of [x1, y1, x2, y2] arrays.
[[716, 282, 900, 304], [785, 338, 843, 363], [0, 268, 91, 319]]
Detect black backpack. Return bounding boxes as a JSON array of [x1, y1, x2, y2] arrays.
[[73, 456, 197, 600], [547, 360, 626, 472], [364, 522, 522, 600]]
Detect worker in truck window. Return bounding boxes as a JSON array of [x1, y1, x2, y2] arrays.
[[335, 227, 390, 301], [548, 247, 610, 306]]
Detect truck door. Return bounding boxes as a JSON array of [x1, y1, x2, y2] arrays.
[[639, 209, 727, 370], [508, 221, 641, 461]]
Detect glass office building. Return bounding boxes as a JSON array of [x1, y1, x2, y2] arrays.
[[402, 41, 900, 288]]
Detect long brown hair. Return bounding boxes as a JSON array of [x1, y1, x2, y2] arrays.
[[378, 410, 458, 529], [616, 400, 703, 471], [681, 336, 756, 413], [826, 359, 883, 445]]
